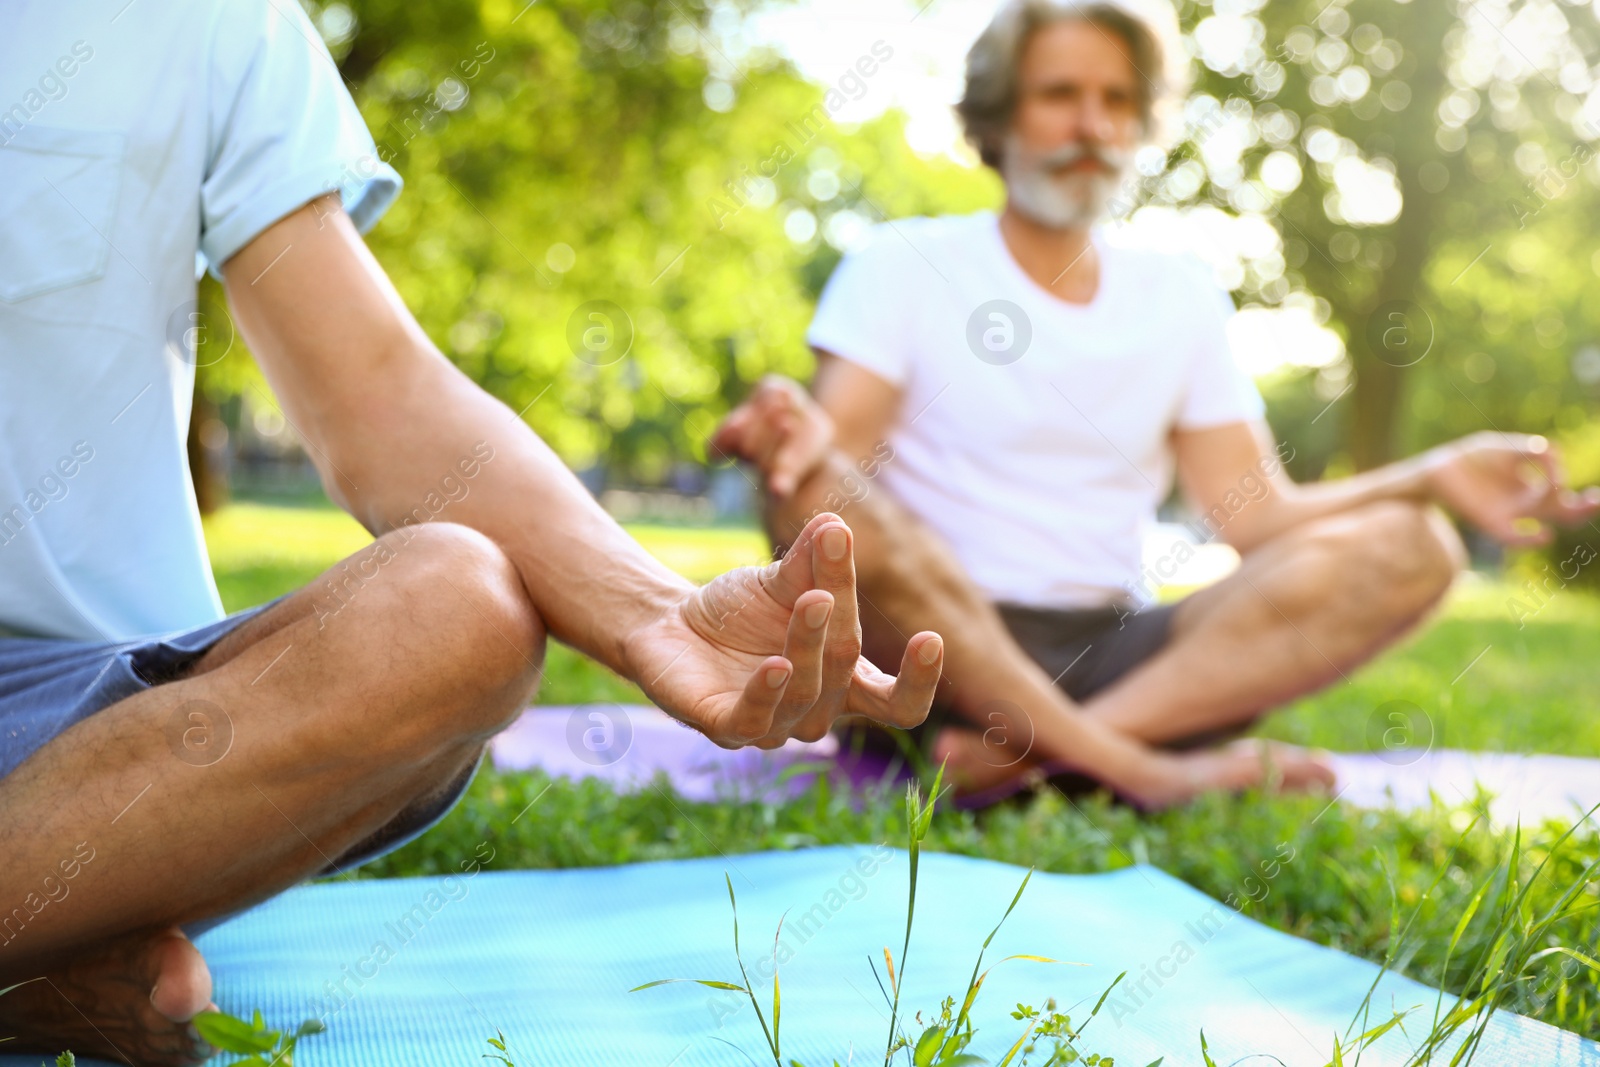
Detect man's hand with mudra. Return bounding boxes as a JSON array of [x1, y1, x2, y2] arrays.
[[712, 375, 838, 500], [625, 511, 944, 749], [222, 200, 944, 754], [1421, 432, 1600, 546]]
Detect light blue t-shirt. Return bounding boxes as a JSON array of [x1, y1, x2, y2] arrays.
[[0, 0, 400, 641]]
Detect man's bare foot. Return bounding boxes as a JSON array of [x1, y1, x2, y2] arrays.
[[936, 726, 1337, 811], [1131, 739, 1337, 810], [931, 726, 1046, 797], [0, 927, 214, 1066]]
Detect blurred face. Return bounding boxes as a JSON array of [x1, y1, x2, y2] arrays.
[[1003, 19, 1143, 229]]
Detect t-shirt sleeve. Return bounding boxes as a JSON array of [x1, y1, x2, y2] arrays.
[[197, 0, 401, 275], [805, 225, 921, 387], [1176, 268, 1266, 430]]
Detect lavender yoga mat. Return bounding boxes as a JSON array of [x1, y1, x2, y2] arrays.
[[489, 704, 849, 802], [493, 706, 1600, 824], [1326, 749, 1600, 826]]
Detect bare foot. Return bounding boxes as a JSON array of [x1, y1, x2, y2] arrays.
[[0, 927, 215, 1066], [931, 726, 1046, 797], [936, 727, 1336, 811], [1131, 740, 1337, 810]]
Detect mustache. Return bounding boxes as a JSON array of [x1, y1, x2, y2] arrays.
[[1035, 142, 1127, 173]]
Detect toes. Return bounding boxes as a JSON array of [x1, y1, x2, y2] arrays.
[[149, 928, 213, 1023]]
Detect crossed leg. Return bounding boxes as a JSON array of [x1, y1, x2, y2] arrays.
[[1082, 499, 1465, 744], [0, 522, 545, 1065], [929, 500, 1465, 784]]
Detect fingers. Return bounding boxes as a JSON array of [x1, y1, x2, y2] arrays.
[[729, 411, 791, 479], [742, 514, 939, 745], [708, 403, 768, 466], [768, 589, 834, 735], [709, 407, 753, 461], [710, 382, 787, 461], [716, 654, 791, 745], [845, 631, 944, 730], [1523, 439, 1567, 509], [755, 517, 865, 738], [1524, 435, 1563, 484], [762, 512, 844, 605], [809, 521, 867, 722], [710, 377, 823, 496], [768, 408, 833, 498]]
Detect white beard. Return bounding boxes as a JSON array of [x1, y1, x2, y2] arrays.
[[1001, 133, 1130, 230]]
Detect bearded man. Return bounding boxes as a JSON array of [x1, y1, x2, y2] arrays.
[[713, 0, 1599, 806]]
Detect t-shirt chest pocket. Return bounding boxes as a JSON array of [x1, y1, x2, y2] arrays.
[[0, 125, 124, 303]]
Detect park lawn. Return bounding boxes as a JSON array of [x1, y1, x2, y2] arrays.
[[204, 501, 1600, 1040]]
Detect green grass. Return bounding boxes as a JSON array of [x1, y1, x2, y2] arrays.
[[205, 501, 1600, 1041], [1258, 574, 1600, 757]]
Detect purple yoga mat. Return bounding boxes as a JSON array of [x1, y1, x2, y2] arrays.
[[1326, 749, 1600, 826], [489, 704, 845, 802], [492, 706, 1600, 825]]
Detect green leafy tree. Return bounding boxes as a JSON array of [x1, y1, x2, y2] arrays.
[[196, 0, 989, 490], [1163, 0, 1600, 468]]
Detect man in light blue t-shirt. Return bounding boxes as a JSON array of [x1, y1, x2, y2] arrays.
[[0, 2, 943, 1060]]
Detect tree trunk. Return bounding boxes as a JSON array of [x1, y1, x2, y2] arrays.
[[1348, 203, 1433, 471], [187, 382, 229, 515], [1343, 1, 1453, 471]]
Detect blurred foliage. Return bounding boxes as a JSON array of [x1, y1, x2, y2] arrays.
[[1536, 417, 1600, 590], [1172, 0, 1600, 469], [198, 0, 993, 483], [196, 0, 1600, 487]]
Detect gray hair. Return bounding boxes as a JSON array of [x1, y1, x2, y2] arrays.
[[956, 0, 1185, 169]]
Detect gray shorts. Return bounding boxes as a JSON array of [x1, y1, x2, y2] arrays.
[[0, 603, 478, 932], [0, 606, 274, 781], [996, 600, 1246, 751], [853, 600, 1192, 769], [995, 600, 1178, 705]]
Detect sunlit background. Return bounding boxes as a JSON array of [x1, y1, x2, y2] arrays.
[[192, 0, 1600, 581], [158, 5, 1600, 1043]]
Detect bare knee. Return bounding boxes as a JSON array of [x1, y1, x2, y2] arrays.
[[1332, 501, 1464, 615], [1361, 500, 1463, 588], [326, 523, 546, 744], [392, 520, 545, 686]]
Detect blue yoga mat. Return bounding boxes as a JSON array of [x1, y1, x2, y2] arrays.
[[7, 847, 1596, 1066]]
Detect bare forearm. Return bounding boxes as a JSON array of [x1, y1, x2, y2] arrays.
[[1226, 452, 1436, 553], [267, 336, 688, 678], [358, 360, 689, 676], [766, 453, 1159, 787], [220, 205, 692, 677]]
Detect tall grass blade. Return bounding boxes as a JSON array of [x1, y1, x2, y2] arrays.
[[725, 873, 780, 1066]]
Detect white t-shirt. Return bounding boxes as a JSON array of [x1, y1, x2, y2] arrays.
[[0, 0, 399, 641], [806, 212, 1264, 610]]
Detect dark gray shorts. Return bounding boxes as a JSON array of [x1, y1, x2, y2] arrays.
[[852, 600, 1189, 773], [995, 600, 1178, 705]]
